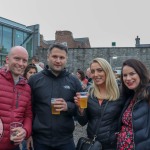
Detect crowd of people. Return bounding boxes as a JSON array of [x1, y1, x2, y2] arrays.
[[0, 42, 149, 150]]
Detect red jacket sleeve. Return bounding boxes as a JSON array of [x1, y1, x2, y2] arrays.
[[23, 95, 32, 138]]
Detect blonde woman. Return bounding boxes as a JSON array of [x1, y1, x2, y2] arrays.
[[74, 58, 124, 150]]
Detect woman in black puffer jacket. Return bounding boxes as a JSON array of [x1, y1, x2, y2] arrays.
[[74, 58, 124, 150], [117, 59, 150, 150]]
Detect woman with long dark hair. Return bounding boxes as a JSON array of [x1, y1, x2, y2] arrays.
[[76, 69, 88, 91], [117, 59, 150, 150], [23, 64, 38, 80]]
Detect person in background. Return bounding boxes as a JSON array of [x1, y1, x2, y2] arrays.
[[28, 43, 82, 150], [39, 62, 45, 69], [23, 64, 38, 80], [76, 69, 88, 91], [1, 60, 9, 70], [21, 64, 38, 150], [85, 67, 93, 89], [0, 46, 32, 150], [113, 70, 121, 87], [31, 56, 43, 72], [86, 67, 92, 83], [74, 58, 124, 150], [117, 59, 150, 150]]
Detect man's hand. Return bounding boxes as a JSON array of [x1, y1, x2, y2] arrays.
[[54, 98, 68, 112], [11, 127, 26, 145]]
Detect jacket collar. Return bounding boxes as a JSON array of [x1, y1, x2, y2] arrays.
[[0, 68, 27, 85], [42, 65, 70, 78]]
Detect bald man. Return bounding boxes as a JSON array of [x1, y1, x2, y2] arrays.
[[0, 46, 32, 150]]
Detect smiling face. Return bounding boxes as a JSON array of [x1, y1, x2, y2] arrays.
[[47, 47, 67, 76], [26, 68, 37, 80], [90, 62, 106, 87], [6, 46, 28, 78], [122, 65, 140, 91]]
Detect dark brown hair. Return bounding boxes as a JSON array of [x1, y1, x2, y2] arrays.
[[121, 59, 150, 102], [47, 42, 68, 55], [23, 64, 38, 79], [77, 70, 86, 81]]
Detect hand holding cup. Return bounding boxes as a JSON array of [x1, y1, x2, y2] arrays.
[[78, 92, 88, 108], [74, 92, 88, 108], [51, 98, 67, 115], [10, 122, 26, 145]]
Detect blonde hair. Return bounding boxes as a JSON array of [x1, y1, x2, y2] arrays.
[[89, 58, 120, 101]]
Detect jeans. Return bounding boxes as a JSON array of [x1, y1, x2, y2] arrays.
[[33, 139, 76, 150], [22, 140, 27, 150]]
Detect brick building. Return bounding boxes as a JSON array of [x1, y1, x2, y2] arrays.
[[39, 30, 91, 49], [54, 30, 91, 48]]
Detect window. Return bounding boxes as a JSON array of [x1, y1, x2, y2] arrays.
[[2, 26, 12, 53], [0, 26, 2, 51], [24, 33, 28, 41], [15, 30, 23, 45], [26, 38, 33, 57]]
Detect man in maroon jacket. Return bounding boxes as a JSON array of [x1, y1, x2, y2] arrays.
[[0, 46, 32, 150]]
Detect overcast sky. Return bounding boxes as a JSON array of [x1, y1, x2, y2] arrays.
[[0, 0, 150, 47]]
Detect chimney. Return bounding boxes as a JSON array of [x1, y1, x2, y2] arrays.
[[135, 36, 140, 47]]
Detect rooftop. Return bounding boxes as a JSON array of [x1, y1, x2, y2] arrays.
[[0, 17, 33, 33]]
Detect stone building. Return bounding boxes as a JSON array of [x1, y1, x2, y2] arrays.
[[69, 47, 150, 73], [54, 30, 91, 48], [38, 35, 150, 74], [39, 30, 89, 49], [37, 46, 150, 73], [41, 30, 91, 49], [37, 36, 150, 73]]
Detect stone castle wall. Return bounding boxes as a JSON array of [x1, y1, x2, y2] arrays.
[[37, 47, 150, 73]]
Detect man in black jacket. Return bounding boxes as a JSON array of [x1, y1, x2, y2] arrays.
[[28, 43, 82, 150]]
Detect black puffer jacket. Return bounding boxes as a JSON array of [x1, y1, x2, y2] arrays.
[[77, 95, 124, 150], [118, 86, 150, 150], [28, 68, 82, 146]]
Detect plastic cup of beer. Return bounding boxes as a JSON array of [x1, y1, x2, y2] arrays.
[[51, 98, 60, 115], [10, 122, 23, 144], [79, 92, 88, 108]]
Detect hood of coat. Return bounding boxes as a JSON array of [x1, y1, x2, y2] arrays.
[[0, 67, 27, 85]]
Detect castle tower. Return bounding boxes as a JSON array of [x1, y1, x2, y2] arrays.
[[55, 31, 75, 48]]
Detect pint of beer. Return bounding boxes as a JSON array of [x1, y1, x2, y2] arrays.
[[51, 98, 60, 115], [79, 92, 88, 108]]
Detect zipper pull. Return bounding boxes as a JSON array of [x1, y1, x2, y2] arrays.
[[16, 92, 20, 108]]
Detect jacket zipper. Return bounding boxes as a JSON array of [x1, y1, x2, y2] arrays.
[[132, 99, 142, 150], [11, 86, 16, 122], [16, 91, 20, 108]]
